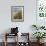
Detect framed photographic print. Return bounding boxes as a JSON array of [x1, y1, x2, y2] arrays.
[[36, 0, 46, 26], [37, 0, 46, 18], [11, 6, 24, 22]]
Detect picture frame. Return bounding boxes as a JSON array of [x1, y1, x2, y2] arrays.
[[11, 6, 24, 22], [36, 0, 46, 26], [37, 0, 46, 19]]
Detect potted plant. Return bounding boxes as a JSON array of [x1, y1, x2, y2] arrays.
[[33, 32, 46, 43]]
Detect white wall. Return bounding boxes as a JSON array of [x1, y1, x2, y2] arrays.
[[0, 0, 36, 33], [0, 0, 36, 34], [0, 0, 37, 42]]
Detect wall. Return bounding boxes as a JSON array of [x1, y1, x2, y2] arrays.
[[0, 0, 36, 42]]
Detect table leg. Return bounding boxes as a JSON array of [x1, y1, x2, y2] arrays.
[[16, 34, 18, 46], [5, 34, 7, 46]]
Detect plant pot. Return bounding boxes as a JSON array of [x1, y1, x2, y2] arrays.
[[37, 39, 40, 43], [37, 39, 45, 44]]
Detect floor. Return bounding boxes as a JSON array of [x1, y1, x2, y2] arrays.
[[0, 42, 46, 46]]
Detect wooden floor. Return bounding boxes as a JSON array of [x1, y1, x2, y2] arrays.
[[0, 42, 46, 46]]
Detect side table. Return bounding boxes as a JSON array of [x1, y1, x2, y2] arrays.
[[4, 33, 18, 46]]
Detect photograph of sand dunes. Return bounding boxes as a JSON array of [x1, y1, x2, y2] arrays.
[[11, 6, 24, 22]]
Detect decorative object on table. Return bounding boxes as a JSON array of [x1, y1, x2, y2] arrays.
[[11, 27, 18, 34], [11, 6, 24, 22]]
